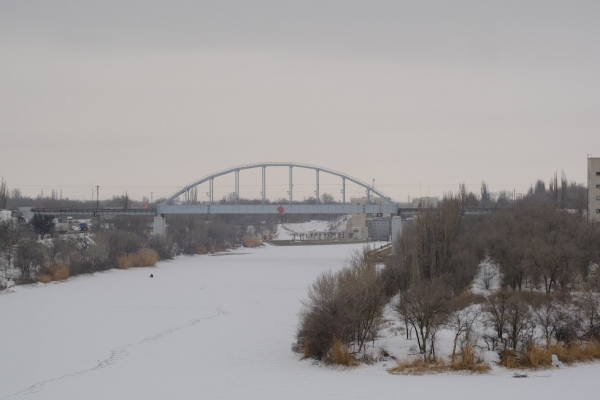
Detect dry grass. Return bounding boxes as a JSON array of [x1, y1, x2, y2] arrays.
[[302, 340, 312, 359], [451, 345, 491, 373], [328, 339, 359, 367], [499, 349, 522, 369], [53, 265, 70, 280], [547, 343, 600, 364], [389, 357, 449, 375], [500, 343, 600, 369], [117, 248, 159, 269], [522, 346, 552, 369], [241, 236, 263, 248], [390, 346, 490, 375], [196, 244, 209, 254], [38, 264, 70, 283]]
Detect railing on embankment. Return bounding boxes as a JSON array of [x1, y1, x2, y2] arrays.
[[268, 239, 372, 246]]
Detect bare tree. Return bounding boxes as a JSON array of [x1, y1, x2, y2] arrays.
[[480, 181, 491, 206], [339, 250, 388, 353], [320, 193, 335, 204], [560, 170, 568, 209], [484, 289, 513, 348], [15, 236, 45, 283], [504, 293, 533, 350], [531, 293, 570, 348], [392, 279, 451, 361], [577, 288, 600, 340], [496, 190, 511, 206], [549, 171, 559, 204], [446, 294, 482, 362], [486, 210, 530, 291], [0, 177, 7, 209], [458, 183, 468, 206], [480, 262, 499, 290]]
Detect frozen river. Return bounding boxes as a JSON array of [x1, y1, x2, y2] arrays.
[[1, 243, 598, 400]]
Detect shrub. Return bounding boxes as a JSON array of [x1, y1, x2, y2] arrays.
[[117, 249, 159, 269], [148, 236, 173, 260], [241, 236, 262, 248], [295, 250, 387, 361]]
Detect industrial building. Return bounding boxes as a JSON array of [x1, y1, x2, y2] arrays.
[[588, 157, 600, 222]]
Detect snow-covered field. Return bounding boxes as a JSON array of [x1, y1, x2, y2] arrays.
[[1, 243, 599, 400]]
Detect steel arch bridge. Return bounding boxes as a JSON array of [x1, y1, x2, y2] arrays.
[[157, 162, 398, 215]]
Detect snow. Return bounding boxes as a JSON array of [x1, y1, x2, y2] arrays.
[[471, 259, 502, 295], [0, 210, 12, 222], [1, 243, 599, 399]]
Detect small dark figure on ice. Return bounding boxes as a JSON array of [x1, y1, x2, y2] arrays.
[[150, 274, 153, 278]]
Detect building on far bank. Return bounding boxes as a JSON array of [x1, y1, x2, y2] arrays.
[[588, 156, 600, 222]]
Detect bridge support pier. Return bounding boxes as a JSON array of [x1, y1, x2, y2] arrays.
[[153, 215, 167, 238], [316, 170, 320, 204], [289, 166, 293, 205], [391, 216, 402, 256], [235, 170, 239, 205]]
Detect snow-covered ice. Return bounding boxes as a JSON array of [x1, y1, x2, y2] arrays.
[[1, 243, 599, 400]]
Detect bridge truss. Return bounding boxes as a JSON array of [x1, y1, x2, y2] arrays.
[[157, 162, 399, 215]]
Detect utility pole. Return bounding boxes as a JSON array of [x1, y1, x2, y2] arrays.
[[96, 186, 99, 210]]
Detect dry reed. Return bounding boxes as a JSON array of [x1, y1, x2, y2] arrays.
[[117, 248, 159, 269], [328, 339, 359, 367], [500, 343, 600, 369], [37, 264, 70, 283], [241, 236, 263, 248]]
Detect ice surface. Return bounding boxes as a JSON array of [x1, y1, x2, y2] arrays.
[[1, 243, 598, 400]]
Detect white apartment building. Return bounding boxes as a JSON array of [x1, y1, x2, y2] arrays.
[[588, 157, 600, 221]]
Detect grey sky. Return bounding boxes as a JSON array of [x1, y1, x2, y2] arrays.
[[1, 1, 599, 202]]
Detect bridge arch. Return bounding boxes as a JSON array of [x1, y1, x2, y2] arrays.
[[160, 162, 396, 206]]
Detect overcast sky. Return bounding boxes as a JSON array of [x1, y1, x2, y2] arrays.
[[1, 1, 599, 202]]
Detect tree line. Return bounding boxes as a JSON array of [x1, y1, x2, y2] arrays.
[[295, 186, 600, 369], [0, 212, 280, 288]]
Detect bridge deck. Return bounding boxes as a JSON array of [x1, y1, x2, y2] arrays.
[[30, 205, 493, 217], [31, 203, 399, 216], [157, 204, 398, 215]]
